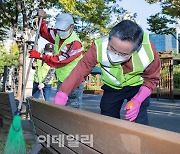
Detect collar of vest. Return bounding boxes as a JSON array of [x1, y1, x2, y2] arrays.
[[54, 31, 81, 54]]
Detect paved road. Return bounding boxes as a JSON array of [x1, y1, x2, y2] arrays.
[[49, 89, 180, 133], [148, 99, 180, 133], [80, 94, 180, 133]]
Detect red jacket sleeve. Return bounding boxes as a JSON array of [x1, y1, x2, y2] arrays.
[[142, 43, 161, 92], [60, 43, 98, 94], [60, 42, 160, 95], [39, 19, 56, 43], [41, 41, 83, 68], [39, 18, 83, 68]]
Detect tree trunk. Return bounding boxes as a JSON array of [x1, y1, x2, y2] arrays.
[[16, 41, 24, 100]]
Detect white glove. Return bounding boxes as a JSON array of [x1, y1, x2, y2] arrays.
[[32, 61, 37, 68], [38, 83, 45, 90]]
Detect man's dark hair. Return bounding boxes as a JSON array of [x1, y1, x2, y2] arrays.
[[109, 20, 144, 52]]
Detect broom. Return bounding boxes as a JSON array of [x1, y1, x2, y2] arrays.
[[4, 17, 43, 154]]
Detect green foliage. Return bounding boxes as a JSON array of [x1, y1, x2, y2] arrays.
[[173, 53, 180, 58], [161, 0, 180, 18], [57, 0, 124, 50], [146, 0, 160, 3], [0, 28, 9, 41], [146, 0, 180, 18], [0, 0, 125, 50], [147, 13, 176, 35], [174, 64, 180, 89], [0, 0, 123, 40], [0, 42, 19, 73], [0, 0, 54, 40], [146, 0, 180, 38], [0, 0, 125, 96]]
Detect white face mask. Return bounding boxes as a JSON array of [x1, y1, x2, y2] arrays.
[[45, 52, 53, 56], [57, 29, 71, 39], [107, 50, 131, 64]]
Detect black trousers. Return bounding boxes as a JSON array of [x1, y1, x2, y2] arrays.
[[100, 85, 150, 125]]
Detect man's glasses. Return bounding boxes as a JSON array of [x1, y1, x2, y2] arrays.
[[56, 24, 73, 32], [108, 45, 132, 58]]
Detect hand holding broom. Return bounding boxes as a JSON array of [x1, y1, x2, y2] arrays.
[[4, 16, 43, 154]]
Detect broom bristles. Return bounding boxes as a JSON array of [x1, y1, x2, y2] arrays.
[[4, 115, 26, 154]]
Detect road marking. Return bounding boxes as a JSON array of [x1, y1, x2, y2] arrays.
[[148, 110, 180, 117]]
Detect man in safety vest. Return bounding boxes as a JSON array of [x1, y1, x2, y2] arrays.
[[52, 20, 161, 125], [32, 43, 55, 101], [29, 10, 84, 109]]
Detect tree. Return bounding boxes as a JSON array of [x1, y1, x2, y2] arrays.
[[58, 0, 125, 50], [0, 0, 124, 98], [0, 29, 8, 41], [146, 0, 180, 41], [0, 0, 64, 98], [0, 42, 19, 73], [0, 0, 46, 98]]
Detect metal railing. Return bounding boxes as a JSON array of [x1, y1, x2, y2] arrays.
[[157, 51, 174, 99]]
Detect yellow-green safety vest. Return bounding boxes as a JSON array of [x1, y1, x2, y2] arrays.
[[34, 60, 53, 84], [54, 31, 83, 82], [95, 32, 154, 89]]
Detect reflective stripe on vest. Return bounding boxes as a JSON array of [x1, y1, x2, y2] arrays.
[[50, 29, 56, 40], [34, 60, 52, 84], [101, 37, 121, 85], [95, 32, 154, 89], [54, 31, 83, 82]]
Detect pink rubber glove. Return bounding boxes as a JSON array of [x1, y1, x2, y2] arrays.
[[124, 86, 151, 122], [54, 91, 68, 106]]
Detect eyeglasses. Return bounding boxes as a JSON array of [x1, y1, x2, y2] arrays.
[[56, 24, 73, 32], [108, 45, 132, 58], [113, 51, 131, 58]]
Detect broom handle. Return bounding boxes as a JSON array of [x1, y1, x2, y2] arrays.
[[35, 61, 45, 100], [18, 17, 43, 110], [40, 89, 45, 100], [37, 71, 45, 100]]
